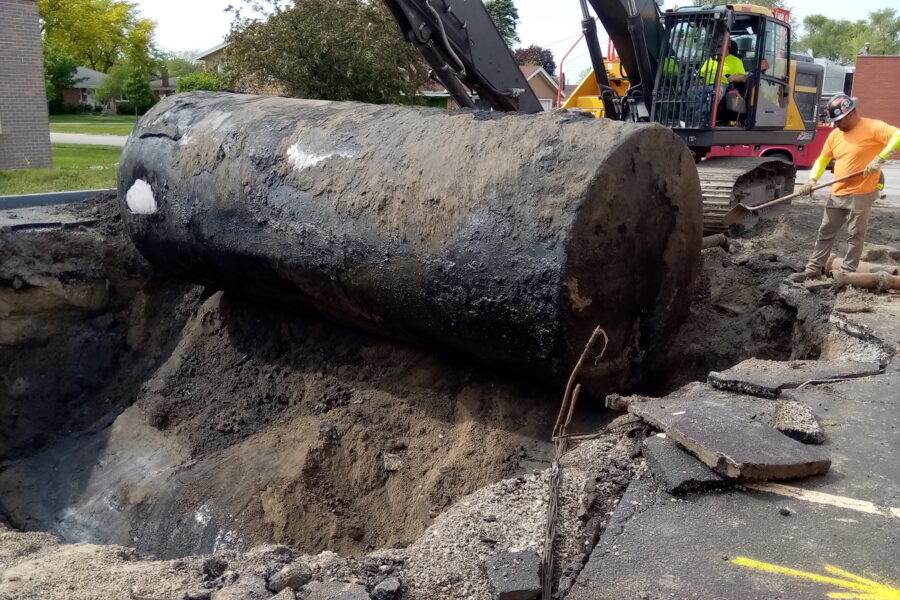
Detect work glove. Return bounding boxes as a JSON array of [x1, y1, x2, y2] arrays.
[[864, 155, 886, 175], [797, 180, 817, 196]]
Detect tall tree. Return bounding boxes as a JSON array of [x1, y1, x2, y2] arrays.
[[796, 10, 900, 64], [94, 62, 130, 106], [514, 45, 556, 76], [226, 0, 428, 105], [165, 57, 204, 77], [38, 0, 159, 72], [123, 69, 153, 114], [43, 43, 80, 111], [485, 0, 520, 46]]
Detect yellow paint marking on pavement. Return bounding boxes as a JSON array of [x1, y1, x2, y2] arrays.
[[744, 483, 900, 519], [732, 557, 900, 600]]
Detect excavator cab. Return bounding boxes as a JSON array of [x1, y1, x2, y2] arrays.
[[653, 6, 800, 144], [652, 6, 821, 157]]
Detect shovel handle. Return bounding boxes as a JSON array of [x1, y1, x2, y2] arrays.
[[747, 170, 866, 213]]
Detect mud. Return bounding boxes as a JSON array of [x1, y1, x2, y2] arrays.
[[119, 92, 702, 392], [1, 193, 898, 600]]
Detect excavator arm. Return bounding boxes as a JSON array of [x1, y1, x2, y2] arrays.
[[383, 0, 664, 121], [382, 0, 543, 113]]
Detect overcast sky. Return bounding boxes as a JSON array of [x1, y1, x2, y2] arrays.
[[136, 0, 894, 79]]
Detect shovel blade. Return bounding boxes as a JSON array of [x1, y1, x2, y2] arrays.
[[722, 204, 752, 226]]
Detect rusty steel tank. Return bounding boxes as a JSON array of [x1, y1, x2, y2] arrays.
[[118, 92, 703, 392]]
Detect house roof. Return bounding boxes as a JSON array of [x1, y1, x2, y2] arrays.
[[196, 41, 230, 61], [73, 66, 106, 89], [519, 65, 559, 93], [419, 65, 558, 97]]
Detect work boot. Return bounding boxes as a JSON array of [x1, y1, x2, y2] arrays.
[[788, 270, 820, 283]]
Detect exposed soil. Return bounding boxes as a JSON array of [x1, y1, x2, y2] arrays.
[[0, 193, 897, 600]]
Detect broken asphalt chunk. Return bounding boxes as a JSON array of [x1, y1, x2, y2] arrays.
[[642, 435, 726, 494], [708, 358, 882, 398], [480, 551, 542, 600], [629, 392, 830, 481]]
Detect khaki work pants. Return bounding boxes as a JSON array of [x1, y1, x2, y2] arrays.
[[804, 192, 878, 275]]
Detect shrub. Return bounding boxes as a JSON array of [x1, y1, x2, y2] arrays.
[[176, 72, 226, 93]]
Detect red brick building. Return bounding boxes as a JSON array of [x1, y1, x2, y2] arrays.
[[852, 56, 900, 126], [0, 0, 52, 170]]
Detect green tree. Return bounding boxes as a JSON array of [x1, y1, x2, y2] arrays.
[[485, 0, 520, 46], [513, 45, 556, 76], [123, 69, 153, 114], [43, 43, 80, 112], [165, 56, 203, 77], [176, 72, 226, 93], [38, 0, 160, 72], [94, 62, 130, 106], [796, 10, 900, 64], [225, 0, 427, 105]]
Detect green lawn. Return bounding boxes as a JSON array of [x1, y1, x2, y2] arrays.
[[0, 144, 121, 195], [49, 114, 138, 124], [50, 123, 134, 135]]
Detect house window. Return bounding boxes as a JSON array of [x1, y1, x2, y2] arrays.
[[539, 98, 553, 111]]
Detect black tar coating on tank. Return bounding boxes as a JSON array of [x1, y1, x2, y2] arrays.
[[118, 92, 702, 391]]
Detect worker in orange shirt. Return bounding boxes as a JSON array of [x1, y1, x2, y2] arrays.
[[790, 93, 899, 282]]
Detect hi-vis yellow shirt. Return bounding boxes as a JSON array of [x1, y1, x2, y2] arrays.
[[823, 118, 899, 196], [700, 54, 745, 85]]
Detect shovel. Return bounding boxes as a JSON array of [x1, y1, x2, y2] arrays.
[[722, 171, 866, 226]]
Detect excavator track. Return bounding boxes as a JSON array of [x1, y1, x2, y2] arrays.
[[698, 157, 797, 234]]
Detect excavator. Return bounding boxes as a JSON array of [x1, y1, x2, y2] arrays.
[[382, 0, 825, 232]]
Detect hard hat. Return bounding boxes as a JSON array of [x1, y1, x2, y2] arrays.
[[823, 93, 858, 123]]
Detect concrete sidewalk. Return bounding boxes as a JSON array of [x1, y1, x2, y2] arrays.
[[51, 132, 129, 147]]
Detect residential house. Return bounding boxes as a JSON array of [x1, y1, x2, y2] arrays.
[[419, 65, 560, 111], [197, 42, 229, 73], [62, 67, 107, 107], [150, 74, 178, 101]]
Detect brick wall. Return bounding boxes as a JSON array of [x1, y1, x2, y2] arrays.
[[852, 56, 900, 127], [0, 0, 52, 170]]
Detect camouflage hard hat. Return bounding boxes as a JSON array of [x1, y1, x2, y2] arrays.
[[823, 93, 858, 123]]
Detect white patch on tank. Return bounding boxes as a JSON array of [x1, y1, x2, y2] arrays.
[[194, 504, 211, 526], [126, 179, 157, 214], [286, 143, 355, 171]]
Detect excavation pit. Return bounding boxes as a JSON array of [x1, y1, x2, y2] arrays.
[[1, 193, 897, 599]]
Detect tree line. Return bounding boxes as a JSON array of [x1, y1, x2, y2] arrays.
[[39, 0, 900, 115]]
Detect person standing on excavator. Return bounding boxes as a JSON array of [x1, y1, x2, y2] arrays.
[[790, 93, 900, 282]]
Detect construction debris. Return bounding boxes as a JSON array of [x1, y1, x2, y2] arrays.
[[481, 551, 542, 600], [771, 399, 825, 444], [833, 271, 900, 292], [629, 387, 831, 480], [708, 358, 882, 398], [826, 255, 899, 275], [642, 434, 726, 494]]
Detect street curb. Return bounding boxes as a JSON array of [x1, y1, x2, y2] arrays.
[[0, 189, 115, 210]]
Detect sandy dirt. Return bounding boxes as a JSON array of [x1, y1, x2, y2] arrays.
[[0, 193, 897, 600]]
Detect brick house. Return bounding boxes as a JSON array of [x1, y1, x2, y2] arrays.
[[197, 42, 229, 73], [62, 67, 107, 108], [852, 56, 900, 127], [0, 0, 52, 170]]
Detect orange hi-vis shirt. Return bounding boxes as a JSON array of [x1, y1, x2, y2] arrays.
[[822, 118, 899, 196]]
